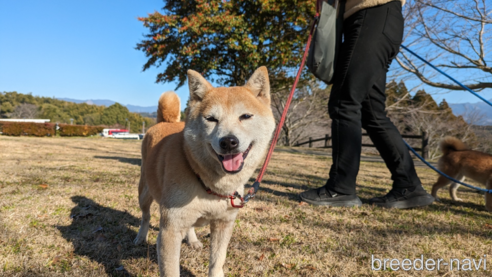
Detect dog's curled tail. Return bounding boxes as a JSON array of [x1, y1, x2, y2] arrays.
[[157, 91, 181, 123], [440, 137, 468, 155]]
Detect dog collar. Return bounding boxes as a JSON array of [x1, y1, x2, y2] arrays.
[[195, 174, 244, 208]]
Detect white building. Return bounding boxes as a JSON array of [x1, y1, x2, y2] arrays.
[[0, 119, 51, 123]]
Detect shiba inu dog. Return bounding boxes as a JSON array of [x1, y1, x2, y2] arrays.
[[431, 137, 492, 211], [133, 67, 275, 276]]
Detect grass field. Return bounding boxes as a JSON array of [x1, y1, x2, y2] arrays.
[[1, 136, 491, 276]]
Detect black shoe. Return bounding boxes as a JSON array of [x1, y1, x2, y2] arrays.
[[369, 186, 434, 209], [299, 186, 362, 207]]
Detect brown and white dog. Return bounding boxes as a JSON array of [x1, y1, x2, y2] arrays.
[[431, 137, 492, 211], [133, 67, 275, 276]]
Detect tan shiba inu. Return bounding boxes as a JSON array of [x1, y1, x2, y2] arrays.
[[431, 137, 492, 211], [133, 67, 275, 276]]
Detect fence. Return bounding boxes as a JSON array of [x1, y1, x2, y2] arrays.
[[294, 131, 429, 159]]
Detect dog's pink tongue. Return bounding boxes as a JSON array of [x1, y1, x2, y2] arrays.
[[222, 153, 243, 171]]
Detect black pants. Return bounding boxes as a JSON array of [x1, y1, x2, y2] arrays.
[[326, 1, 421, 195]]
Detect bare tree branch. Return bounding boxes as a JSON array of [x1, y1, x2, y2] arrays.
[[11, 103, 38, 119], [271, 80, 330, 146], [392, 0, 492, 91]]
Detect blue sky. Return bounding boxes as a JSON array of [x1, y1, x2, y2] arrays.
[[0, 0, 490, 107], [0, 0, 189, 107]]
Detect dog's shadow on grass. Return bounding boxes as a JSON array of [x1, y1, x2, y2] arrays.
[[427, 194, 492, 219], [57, 196, 196, 277], [254, 177, 390, 203], [249, 170, 330, 201], [355, 184, 391, 203], [93, 156, 142, 166]]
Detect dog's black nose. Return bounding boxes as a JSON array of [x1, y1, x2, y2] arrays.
[[219, 135, 239, 151]]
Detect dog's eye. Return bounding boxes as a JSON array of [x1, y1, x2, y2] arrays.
[[205, 116, 218, 122], [239, 114, 253, 120]]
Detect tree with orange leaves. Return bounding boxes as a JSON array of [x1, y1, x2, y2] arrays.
[[136, 0, 316, 89]]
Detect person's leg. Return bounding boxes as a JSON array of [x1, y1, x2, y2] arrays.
[[300, 1, 433, 207], [358, 2, 433, 208], [361, 82, 421, 190], [327, 1, 419, 194], [299, 7, 368, 206], [300, 3, 388, 206], [361, 79, 434, 208]]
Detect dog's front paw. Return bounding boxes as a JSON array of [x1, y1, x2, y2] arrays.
[[454, 198, 463, 202], [187, 240, 203, 250], [133, 234, 147, 245]]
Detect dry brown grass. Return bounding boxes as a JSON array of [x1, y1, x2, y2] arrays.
[[1, 136, 491, 277]]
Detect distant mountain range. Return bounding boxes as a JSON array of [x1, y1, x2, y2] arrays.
[[58, 97, 491, 125], [58, 98, 157, 113], [449, 99, 492, 126]]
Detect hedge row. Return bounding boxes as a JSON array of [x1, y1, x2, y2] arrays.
[[58, 124, 104, 137], [0, 122, 55, 137], [0, 122, 105, 137]]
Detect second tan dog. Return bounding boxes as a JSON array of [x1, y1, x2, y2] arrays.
[[431, 137, 492, 211]]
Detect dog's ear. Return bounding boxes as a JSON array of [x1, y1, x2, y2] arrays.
[[187, 70, 213, 101], [244, 66, 271, 104]]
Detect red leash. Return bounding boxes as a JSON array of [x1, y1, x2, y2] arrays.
[[242, 1, 321, 204]]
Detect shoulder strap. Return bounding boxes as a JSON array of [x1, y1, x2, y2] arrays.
[[338, 0, 346, 18]]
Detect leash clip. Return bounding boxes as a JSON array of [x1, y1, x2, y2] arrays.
[[242, 181, 261, 204], [242, 192, 255, 204]]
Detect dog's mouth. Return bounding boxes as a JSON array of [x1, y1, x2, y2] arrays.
[[216, 143, 253, 174]]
